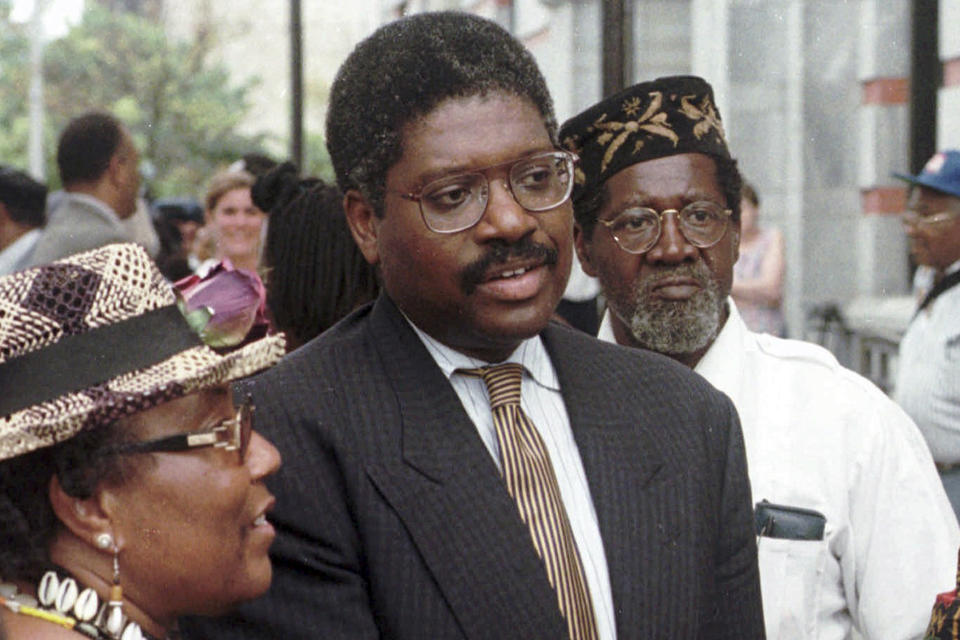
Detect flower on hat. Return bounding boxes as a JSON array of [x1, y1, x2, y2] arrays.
[[174, 261, 270, 349]]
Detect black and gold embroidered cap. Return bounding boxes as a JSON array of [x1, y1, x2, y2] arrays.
[[560, 75, 731, 202]]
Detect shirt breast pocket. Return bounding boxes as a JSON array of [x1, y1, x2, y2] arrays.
[[758, 537, 828, 639]]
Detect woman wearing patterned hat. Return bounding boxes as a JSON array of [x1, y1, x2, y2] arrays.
[[0, 243, 286, 639]]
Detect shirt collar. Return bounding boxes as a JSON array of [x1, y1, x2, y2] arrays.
[[0, 228, 41, 275], [596, 298, 746, 390], [404, 314, 559, 391], [694, 299, 748, 388], [55, 192, 120, 221]]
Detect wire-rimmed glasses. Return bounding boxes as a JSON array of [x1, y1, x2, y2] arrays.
[[599, 201, 733, 254], [901, 209, 960, 230], [395, 150, 577, 234]]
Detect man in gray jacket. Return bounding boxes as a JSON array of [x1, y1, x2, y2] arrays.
[[28, 112, 140, 266]]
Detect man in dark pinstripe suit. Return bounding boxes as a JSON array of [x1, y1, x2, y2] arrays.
[[182, 12, 763, 640]]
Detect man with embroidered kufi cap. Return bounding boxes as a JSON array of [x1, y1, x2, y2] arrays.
[[562, 75, 959, 640]]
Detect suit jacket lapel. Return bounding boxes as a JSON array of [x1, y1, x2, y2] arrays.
[[542, 324, 668, 637], [364, 297, 567, 640]]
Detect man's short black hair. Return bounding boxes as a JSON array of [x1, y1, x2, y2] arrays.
[[325, 11, 557, 216], [574, 154, 743, 240], [0, 166, 47, 228], [56, 112, 125, 186]]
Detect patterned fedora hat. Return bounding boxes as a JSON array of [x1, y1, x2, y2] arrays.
[[559, 75, 731, 203], [0, 243, 285, 461]]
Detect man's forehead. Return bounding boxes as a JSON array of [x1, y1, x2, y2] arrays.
[[392, 93, 553, 182]]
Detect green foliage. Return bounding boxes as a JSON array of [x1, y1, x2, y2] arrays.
[[2, 4, 269, 197], [303, 132, 335, 184]]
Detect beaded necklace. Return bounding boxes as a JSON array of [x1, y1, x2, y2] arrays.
[[0, 570, 169, 640]]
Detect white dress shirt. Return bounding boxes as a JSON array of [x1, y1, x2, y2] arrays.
[[409, 321, 617, 640], [895, 259, 960, 464], [0, 228, 40, 275], [600, 301, 959, 640]]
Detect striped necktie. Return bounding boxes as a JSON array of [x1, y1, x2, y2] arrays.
[[460, 363, 598, 640]]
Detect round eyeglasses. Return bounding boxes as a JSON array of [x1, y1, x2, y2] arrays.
[[901, 209, 960, 230], [395, 150, 577, 234], [599, 201, 733, 254], [110, 395, 254, 464]]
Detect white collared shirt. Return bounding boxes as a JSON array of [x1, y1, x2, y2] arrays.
[[0, 228, 41, 275], [408, 321, 617, 640], [600, 302, 959, 640], [895, 259, 960, 464]]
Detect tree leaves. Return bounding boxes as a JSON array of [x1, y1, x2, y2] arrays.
[[2, 3, 268, 197]]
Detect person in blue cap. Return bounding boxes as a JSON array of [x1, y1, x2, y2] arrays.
[[893, 149, 960, 515]]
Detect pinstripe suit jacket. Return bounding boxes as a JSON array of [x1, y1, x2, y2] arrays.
[[181, 295, 763, 640]]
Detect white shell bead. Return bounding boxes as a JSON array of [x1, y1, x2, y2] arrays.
[[73, 587, 99, 621], [121, 621, 144, 640], [0, 583, 17, 598], [54, 577, 78, 613], [106, 604, 125, 635], [38, 571, 59, 606]]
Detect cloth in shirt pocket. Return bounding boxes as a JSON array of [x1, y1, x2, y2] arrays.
[[757, 536, 828, 640]]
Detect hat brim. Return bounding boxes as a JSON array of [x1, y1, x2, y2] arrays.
[[892, 171, 960, 199], [0, 333, 285, 461]]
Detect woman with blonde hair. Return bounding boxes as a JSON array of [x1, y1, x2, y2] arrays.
[[197, 170, 267, 275]]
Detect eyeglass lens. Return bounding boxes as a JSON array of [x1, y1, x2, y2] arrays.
[[236, 401, 253, 461], [902, 210, 960, 228], [419, 151, 574, 233], [604, 202, 730, 254]]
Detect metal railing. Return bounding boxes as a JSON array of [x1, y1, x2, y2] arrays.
[[803, 297, 914, 395]]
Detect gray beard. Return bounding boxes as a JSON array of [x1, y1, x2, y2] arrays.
[[610, 264, 724, 356]]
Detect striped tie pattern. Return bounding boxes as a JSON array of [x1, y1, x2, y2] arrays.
[[461, 363, 598, 640]]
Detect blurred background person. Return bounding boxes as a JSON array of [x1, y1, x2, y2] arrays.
[[199, 170, 266, 275], [0, 166, 46, 275], [893, 150, 960, 516], [229, 153, 278, 179], [731, 181, 786, 336], [252, 162, 379, 351], [28, 112, 140, 267], [120, 197, 161, 259], [152, 197, 205, 281], [0, 243, 285, 640]]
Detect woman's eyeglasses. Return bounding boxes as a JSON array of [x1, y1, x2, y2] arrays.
[[111, 396, 254, 464]]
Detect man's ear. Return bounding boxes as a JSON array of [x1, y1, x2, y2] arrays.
[[48, 474, 119, 548], [573, 223, 599, 277], [343, 189, 381, 266], [106, 150, 126, 190]]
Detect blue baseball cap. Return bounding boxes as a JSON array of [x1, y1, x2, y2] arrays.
[[893, 150, 960, 199]]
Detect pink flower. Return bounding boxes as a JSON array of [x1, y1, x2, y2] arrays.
[[174, 260, 269, 348]]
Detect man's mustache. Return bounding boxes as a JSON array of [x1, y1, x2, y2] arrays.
[[638, 263, 712, 294], [461, 238, 558, 294]]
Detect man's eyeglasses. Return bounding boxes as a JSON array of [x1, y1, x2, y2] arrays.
[[901, 209, 960, 230], [599, 201, 733, 254], [394, 150, 577, 234], [111, 396, 254, 464]]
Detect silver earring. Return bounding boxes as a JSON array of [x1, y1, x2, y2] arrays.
[[95, 533, 113, 550]]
